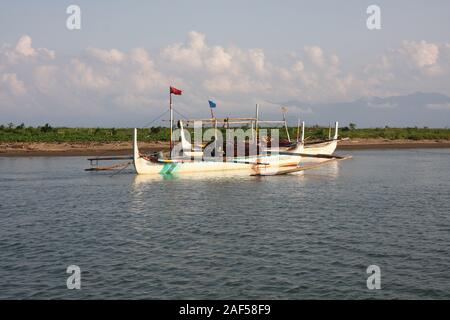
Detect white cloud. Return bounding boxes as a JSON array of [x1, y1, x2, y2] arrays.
[[202, 75, 270, 94], [8, 35, 55, 63], [86, 48, 125, 64], [361, 40, 450, 96], [304, 46, 325, 68], [293, 60, 304, 73], [15, 35, 36, 57], [1, 33, 450, 125], [33, 65, 59, 94], [161, 31, 205, 68], [399, 40, 442, 76], [373, 40, 444, 77], [1, 73, 26, 96], [129, 48, 154, 69], [63, 47, 165, 99], [160, 32, 273, 96], [67, 58, 111, 90], [248, 49, 266, 74], [401, 40, 439, 68], [205, 46, 232, 73]]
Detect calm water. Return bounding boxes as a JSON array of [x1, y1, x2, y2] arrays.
[[0, 149, 449, 299]]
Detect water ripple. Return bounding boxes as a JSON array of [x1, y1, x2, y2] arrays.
[[0, 150, 449, 299]]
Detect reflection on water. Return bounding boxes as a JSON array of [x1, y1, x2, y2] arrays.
[[1, 149, 450, 299], [303, 160, 340, 180], [133, 169, 253, 185], [132, 158, 341, 185]]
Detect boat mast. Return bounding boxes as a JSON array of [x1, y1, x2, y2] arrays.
[[214, 118, 218, 156], [169, 92, 174, 158], [251, 122, 254, 142], [255, 103, 259, 143]]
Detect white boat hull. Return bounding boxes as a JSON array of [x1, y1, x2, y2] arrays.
[[133, 129, 304, 175]]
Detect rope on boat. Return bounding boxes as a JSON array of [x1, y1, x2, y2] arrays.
[[109, 161, 132, 177], [141, 109, 170, 128], [172, 107, 191, 121]]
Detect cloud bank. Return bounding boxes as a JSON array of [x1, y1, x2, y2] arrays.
[[1, 32, 450, 126]]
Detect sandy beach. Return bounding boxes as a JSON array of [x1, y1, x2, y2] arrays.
[[1, 139, 450, 156]]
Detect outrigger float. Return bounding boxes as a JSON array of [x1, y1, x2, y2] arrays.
[[87, 87, 351, 176]]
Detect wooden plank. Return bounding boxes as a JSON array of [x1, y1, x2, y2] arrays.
[[87, 156, 133, 161], [251, 156, 352, 176], [85, 161, 132, 171], [270, 151, 351, 160]]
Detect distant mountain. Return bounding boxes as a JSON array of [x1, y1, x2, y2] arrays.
[[280, 92, 450, 128]]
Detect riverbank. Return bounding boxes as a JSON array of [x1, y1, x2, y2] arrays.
[[0, 141, 167, 157], [1, 139, 450, 156]]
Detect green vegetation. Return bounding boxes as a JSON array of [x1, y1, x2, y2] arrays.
[[0, 124, 169, 142], [1, 123, 450, 143]]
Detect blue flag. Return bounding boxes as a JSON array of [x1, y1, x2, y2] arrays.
[[208, 100, 216, 108]]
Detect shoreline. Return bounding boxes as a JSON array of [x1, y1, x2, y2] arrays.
[[1, 139, 450, 157]]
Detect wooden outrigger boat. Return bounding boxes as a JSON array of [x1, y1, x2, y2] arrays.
[[291, 121, 340, 161], [87, 87, 351, 175], [133, 120, 350, 176], [133, 127, 301, 175]]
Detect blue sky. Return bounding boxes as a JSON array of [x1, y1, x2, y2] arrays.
[[1, 1, 450, 126], [2, 1, 449, 59]]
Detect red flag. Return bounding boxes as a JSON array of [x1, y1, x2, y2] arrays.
[[170, 86, 182, 95]]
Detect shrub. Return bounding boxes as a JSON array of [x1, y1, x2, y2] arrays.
[[40, 123, 53, 133]]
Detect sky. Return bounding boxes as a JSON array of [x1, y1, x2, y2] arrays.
[[0, 0, 450, 127]]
